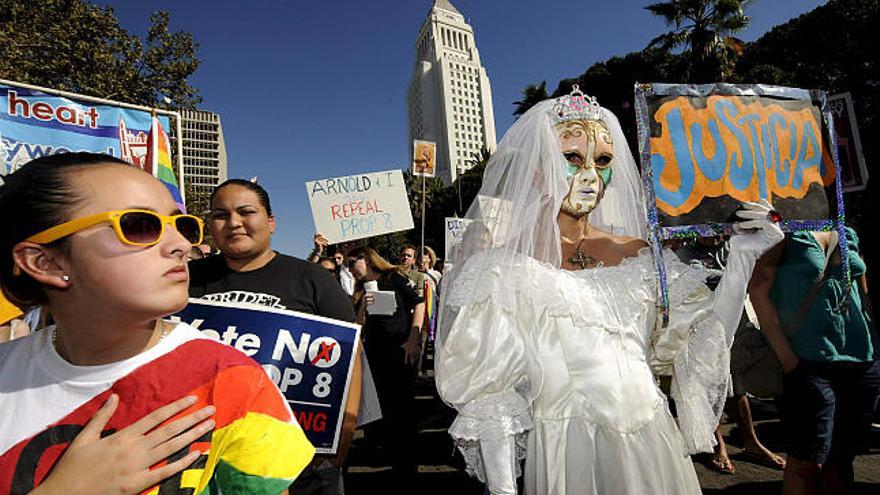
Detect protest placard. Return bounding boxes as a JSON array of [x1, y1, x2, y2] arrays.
[[445, 217, 472, 259], [634, 83, 840, 236], [172, 299, 361, 454], [412, 140, 436, 177], [305, 169, 415, 244], [828, 93, 868, 192]]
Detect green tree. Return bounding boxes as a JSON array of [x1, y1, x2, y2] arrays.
[[645, 0, 752, 80], [0, 0, 201, 109], [455, 148, 490, 214], [184, 182, 216, 248], [141, 11, 201, 109], [513, 81, 549, 117]]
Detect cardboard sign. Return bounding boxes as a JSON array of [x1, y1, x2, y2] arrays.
[[444, 217, 472, 259], [306, 169, 415, 244], [635, 83, 839, 235], [828, 93, 868, 192], [412, 140, 436, 177], [172, 299, 361, 454]]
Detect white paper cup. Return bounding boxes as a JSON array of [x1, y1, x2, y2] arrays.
[[364, 281, 378, 292]]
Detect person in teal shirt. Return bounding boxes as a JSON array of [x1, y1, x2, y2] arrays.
[[750, 226, 879, 495]]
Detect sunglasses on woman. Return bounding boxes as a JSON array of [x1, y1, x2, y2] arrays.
[[26, 209, 204, 247]]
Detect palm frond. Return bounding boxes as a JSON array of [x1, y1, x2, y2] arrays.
[[647, 30, 689, 51], [644, 2, 682, 26]]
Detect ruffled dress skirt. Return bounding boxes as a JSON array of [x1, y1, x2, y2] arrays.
[[525, 408, 701, 495]]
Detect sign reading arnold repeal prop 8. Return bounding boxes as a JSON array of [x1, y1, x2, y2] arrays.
[[306, 169, 415, 244], [635, 84, 838, 232], [171, 299, 360, 454]]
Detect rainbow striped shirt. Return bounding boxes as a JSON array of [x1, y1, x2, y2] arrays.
[[0, 323, 314, 494]]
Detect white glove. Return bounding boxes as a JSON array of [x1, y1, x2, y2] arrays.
[[479, 434, 518, 495], [728, 199, 785, 259], [713, 200, 784, 343]]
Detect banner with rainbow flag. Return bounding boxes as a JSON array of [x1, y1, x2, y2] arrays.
[[0, 79, 185, 211], [147, 114, 186, 212], [1, 81, 162, 171]]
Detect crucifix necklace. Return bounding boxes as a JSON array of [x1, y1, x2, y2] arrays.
[[567, 238, 600, 269]]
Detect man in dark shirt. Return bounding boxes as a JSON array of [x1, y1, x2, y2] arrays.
[[398, 244, 426, 298]]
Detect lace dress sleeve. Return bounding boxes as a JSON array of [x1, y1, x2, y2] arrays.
[[648, 253, 730, 455], [435, 258, 533, 495]]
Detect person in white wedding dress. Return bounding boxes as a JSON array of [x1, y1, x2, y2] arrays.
[[434, 86, 785, 495]]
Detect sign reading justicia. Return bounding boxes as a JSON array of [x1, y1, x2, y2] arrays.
[[635, 83, 839, 233]]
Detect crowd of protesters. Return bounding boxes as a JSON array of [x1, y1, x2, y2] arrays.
[[0, 151, 877, 495]]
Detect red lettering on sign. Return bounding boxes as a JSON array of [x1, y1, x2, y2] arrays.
[[295, 411, 328, 433], [6, 90, 100, 128], [31, 102, 53, 121], [329, 200, 384, 220], [56, 106, 77, 125]]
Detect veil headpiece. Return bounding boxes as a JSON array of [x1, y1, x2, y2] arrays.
[[438, 87, 649, 343], [551, 84, 603, 123]]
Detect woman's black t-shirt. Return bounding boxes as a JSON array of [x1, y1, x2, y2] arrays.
[[188, 253, 355, 322]]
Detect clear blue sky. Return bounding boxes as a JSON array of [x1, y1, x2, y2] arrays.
[[100, 0, 826, 257]]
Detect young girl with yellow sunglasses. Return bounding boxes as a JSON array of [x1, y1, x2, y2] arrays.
[[0, 153, 313, 494]]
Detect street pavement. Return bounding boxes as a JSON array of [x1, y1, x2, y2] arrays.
[[345, 374, 880, 494]]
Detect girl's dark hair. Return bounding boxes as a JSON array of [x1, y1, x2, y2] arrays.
[[211, 179, 273, 216], [0, 152, 130, 306]]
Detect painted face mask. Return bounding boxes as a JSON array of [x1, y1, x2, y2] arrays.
[[556, 119, 614, 216]]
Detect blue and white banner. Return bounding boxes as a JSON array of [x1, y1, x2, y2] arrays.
[[172, 299, 361, 454], [0, 81, 170, 176]]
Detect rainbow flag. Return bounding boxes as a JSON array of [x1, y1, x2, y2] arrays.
[[147, 115, 186, 212], [0, 337, 315, 494], [425, 278, 437, 341]]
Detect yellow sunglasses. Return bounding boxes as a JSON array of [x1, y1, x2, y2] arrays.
[[26, 209, 204, 247]]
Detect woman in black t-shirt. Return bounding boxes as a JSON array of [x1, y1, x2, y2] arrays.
[[346, 246, 424, 484], [189, 180, 354, 321], [188, 179, 360, 494]]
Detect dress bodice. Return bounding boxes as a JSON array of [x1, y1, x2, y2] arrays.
[[527, 259, 665, 431]]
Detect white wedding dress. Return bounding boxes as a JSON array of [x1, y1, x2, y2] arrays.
[[436, 249, 732, 495]]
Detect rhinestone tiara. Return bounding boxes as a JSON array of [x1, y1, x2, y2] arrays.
[[550, 84, 602, 123]]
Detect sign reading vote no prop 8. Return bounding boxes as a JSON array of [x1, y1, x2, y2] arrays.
[[306, 169, 415, 244], [172, 299, 361, 454]]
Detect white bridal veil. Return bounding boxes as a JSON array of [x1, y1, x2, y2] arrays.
[[438, 96, 648, 345]]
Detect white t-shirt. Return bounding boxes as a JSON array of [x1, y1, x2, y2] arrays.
[[0, 322, 204, 455]]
